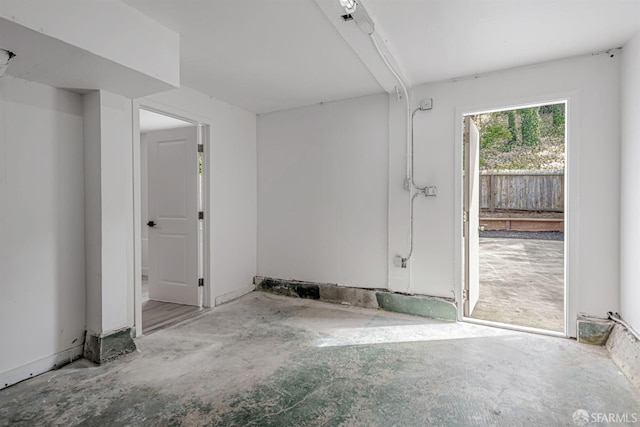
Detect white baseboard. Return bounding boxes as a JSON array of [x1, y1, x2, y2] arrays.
[[215, 284, 255, 306], [0, 345, 84, 390]]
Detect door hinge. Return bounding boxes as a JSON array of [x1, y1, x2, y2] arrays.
[[463, 211, 468, 223], [198, 278, 204, 287], [198, 144, 204, 153], [462, 289, 468, 301], [198, 211, 204, 220]]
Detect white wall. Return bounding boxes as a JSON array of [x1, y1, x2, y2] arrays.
[[141, 86, 257, 305], [402, 54, 621, 332], [0, 77, 85, 375], [256, 54, 621, 337], [620, 30, 640, 333], [257, 94, 389, 288]]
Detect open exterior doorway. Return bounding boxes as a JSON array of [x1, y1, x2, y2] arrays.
[[134, 107, 210, 335], [463, 102, 566, 334]]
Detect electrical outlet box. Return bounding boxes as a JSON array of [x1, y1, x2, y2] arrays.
[[425, 186, 437, 197], [394, 255, 403, 268], [420, 98, 434, 110]]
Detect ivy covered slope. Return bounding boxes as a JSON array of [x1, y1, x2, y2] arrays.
[[473, 104, 565, 170]]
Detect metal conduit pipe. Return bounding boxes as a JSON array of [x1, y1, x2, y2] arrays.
[[369, 34, 415, 294], [345, 0, 437, 292], [368, 27, 437, 296], [369, 34, 412, 186], [608, 312, 640, 341], [403, 191, 421, 267], [368, 34, 413, 283], [392, 103, 436, 283], [398, 106, 436, 271], [411, 105, 434, 190]]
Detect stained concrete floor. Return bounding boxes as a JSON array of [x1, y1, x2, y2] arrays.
[[2, 292, 638, 426], [471, 237, 564, 332]]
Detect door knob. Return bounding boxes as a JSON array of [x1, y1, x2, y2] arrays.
[[147, 220, 157, 227]]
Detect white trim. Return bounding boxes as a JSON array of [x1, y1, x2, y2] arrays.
[[132, 99, 213, 337], [132, 100, 142, 337], [455, 92, 576, 338], [215, 285, 255, 306], [201, 124, 212, 310], [0, 345, 83, 390]]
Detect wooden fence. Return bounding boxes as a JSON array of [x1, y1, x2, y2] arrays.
[[480, 170, 564, 212]]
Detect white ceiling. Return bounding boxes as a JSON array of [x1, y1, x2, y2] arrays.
[[123, 0, 383, 114], [124, 0, 640, 114], [365, 0, 640, 84], [0, 16, 176, 99], [139, 109, 194, 133]]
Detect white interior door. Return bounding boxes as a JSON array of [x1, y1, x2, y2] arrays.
[[464, 116, 480, 315], [147, 126, 199, 306]]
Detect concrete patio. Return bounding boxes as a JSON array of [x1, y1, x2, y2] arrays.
[[470, 237, 564, 332]]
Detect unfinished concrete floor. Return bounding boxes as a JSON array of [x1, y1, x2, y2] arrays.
[[2, 292, 638, 426], [471, 237, 564, 332]]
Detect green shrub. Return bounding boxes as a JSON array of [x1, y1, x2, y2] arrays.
[[507, 110, 517, 146], [519, 107, 540, 147], [552, 104, 565, 135], [480, 123, 512, 150]]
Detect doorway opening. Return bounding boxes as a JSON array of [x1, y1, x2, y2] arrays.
[[463, 102, 566, 334], [137, 108, 208, 334]]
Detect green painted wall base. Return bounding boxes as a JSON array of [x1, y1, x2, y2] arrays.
[[254, 276, 457, 321], [83, 327, 137, 364], [577, 317, 614, 345], [375, 292, 457, 321]]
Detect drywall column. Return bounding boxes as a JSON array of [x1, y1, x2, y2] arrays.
[[620, 29, 640, 333], [83, 90, 136, 363]]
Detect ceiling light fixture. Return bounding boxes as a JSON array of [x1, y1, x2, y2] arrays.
[[339, 0, 374, 35], [339, 0, 357, 14], [0, 49, 15, 78]]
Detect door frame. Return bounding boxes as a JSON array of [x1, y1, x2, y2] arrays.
[[454, 93, 575, 338], [131, 99, 212, 337]]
